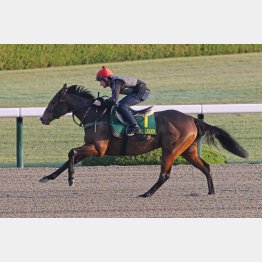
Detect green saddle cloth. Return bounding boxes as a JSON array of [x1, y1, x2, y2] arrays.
[[110, 107, 157, 137]]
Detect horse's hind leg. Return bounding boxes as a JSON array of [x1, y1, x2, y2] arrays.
[[182, 142, 215, 195], [140, 132, 198, 198], [139, 151, 175, 198]]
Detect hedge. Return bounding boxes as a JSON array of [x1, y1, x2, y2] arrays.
[[81, 145, 226, 166], [1, 44, 262, 70]]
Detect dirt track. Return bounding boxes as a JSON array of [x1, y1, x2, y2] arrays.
[[0, 164, 262, 218]]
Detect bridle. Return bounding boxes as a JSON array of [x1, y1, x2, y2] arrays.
[[49, 87, 109, 130], [46, 88, 69, 121]]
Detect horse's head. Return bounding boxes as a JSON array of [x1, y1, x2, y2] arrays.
[[40, 83, 70, 125]]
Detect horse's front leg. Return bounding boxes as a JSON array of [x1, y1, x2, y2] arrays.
[[68, 149, 77, 186], [39, 155, 85, 183], [39, 160, 70, 183], [67, 143, 105, 186]]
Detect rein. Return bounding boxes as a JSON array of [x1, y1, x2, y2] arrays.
[[72, 106, 92, 127], [72, 105, 109, 132]]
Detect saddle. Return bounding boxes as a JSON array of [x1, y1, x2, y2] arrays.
[[110, 106, 157, 138]]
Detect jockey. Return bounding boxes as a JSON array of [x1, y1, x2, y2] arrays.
[[94, 66, 150, 136]]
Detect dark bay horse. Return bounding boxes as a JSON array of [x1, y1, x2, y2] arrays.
[[40, 83, 248, 197]]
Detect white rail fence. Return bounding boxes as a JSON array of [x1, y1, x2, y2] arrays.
[[1, 104, 262, 168], [1, 104, 262, 118]]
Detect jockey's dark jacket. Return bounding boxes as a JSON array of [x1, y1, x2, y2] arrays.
[[109, 76, 150, 103]]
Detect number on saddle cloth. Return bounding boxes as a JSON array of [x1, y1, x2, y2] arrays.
[[110, 106, 157, 138]]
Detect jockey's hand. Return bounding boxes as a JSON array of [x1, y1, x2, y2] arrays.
[[101, 98, 115, 107], [93, 100, 102, 106]]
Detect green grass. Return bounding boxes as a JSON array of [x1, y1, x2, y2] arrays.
[[204, 113, 262, 163], [0, 52, 262, 166]]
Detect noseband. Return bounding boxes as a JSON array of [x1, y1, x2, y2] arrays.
[[47, 106, 64, 121]]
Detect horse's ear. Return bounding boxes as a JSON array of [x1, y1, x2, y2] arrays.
[[61, 83, 68, 99]]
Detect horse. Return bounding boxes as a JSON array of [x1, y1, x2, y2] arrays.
[[39, 83, 248, 197]]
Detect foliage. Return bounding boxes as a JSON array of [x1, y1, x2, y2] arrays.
[[1, 44, 262, 70], [81, 145, 225, 166]]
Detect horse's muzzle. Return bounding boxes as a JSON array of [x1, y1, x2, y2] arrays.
[[40, 117, 49, 125]]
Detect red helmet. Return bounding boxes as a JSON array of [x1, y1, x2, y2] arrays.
[[96, 66, 113, 80]]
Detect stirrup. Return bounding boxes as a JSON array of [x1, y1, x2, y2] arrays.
[[126, 125, 140, 137]]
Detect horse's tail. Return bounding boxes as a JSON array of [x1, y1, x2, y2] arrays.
[[195, 119, 248, 158]]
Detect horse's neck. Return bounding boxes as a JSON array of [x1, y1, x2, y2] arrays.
[[95, 106, 110, 121], [69, 97, 92, 119], [86, 106, 110, 123], [72, 104, 110, 125]]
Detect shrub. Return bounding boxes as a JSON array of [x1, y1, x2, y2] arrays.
[[1, 44, 262, 70], [81, 145, 225, 166]]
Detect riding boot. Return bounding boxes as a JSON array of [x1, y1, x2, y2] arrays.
[[126, 124, 140, 136], [117, 105, 140, 136]]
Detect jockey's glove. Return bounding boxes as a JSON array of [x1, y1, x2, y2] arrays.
[[101, 98, 115, 108]]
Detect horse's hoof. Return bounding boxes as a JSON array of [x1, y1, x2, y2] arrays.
[[68, 180, 74, 186], [39, 177, 49, 183], [208, 191, 215, 195], [139, 192, 151, 198]]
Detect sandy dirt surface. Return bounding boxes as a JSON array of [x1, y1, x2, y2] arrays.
[[0, 164, 262, 218]]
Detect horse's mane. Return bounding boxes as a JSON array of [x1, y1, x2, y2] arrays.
[[67, 85, 95, 100]]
